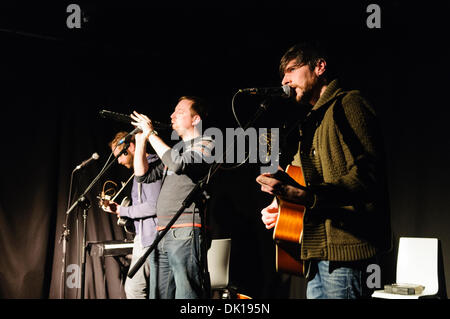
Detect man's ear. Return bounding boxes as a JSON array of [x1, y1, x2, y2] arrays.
[[315, 58, 327, 77], [192, 114, 201, 126]]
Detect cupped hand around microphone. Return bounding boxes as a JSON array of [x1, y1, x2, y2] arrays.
[[130, 111, 154, 138]]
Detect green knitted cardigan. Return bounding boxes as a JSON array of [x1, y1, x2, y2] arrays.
[[291, 79, 392, 262]]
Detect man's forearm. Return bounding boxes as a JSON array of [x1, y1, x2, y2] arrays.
[[134, 136, 149, 176], [148, 134, 171, 160]]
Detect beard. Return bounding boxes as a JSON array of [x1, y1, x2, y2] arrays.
[[294, 77, 323, 106], [296, 88, 314, 105], [295, 83, 315, 105]]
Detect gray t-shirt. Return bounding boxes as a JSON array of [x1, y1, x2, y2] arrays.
[[136, 136, 214, 228]]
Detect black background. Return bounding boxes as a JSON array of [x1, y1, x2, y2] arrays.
[[0, 1, 449, 301]]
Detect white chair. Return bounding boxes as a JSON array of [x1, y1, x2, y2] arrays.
[[207, 238, 232, 291], [372, 237, 445, 299]]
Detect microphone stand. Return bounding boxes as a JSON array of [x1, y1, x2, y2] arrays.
[[61, 141, 131, 299], [127, 96, 273, 298]]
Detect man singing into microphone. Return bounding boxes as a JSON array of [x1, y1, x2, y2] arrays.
[[131, 96, 214, 299], [256, 43, 392, 299], [102, 132, 162, 298]]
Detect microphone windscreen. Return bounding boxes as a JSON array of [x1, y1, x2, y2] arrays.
[[282, 85, 294, 98]]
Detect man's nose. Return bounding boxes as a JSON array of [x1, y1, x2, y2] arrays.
[[281, 74, 289, 86]]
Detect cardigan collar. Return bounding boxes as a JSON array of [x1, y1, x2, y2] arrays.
[[311, 79, 344, 112]]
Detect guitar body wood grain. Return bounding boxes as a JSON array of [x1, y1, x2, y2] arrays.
[[273, 165, 306, 276]]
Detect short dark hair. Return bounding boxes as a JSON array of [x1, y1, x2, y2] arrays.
[[279, 42, 331, 78]]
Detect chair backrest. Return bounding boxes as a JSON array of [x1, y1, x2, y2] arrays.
[[207, 238, 232, 289], [396, 237, 439, 296]]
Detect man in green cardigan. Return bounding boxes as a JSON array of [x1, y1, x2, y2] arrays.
[[257, 43, 392, 299]]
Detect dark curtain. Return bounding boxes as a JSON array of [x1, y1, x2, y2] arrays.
[[1, 3, 449, 299]]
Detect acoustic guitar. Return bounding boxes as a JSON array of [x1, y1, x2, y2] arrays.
[[272, 165, 306, 276], [98, 174, 136, 235]]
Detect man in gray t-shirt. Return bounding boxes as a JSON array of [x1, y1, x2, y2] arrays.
[[131, 96, 214, 299]]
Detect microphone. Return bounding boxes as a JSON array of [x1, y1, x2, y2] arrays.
[[238, 85, 293, 98], [99, 110, 172, 130], [117, 127, 143, 146], [75, 153, 100, 171]]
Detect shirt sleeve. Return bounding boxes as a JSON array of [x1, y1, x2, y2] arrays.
[[135, 159, 165, 184], [119, 200, 156, 219], [119, 183, 161, 219], [161, 138, 214, 177]]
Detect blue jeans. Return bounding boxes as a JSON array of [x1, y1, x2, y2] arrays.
[[306, 260, 372, 299], [148, 227, 204, 299], [125, 234, 150, 298]]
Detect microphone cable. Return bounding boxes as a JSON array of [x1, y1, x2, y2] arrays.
[[219, 90, 251, 171]]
